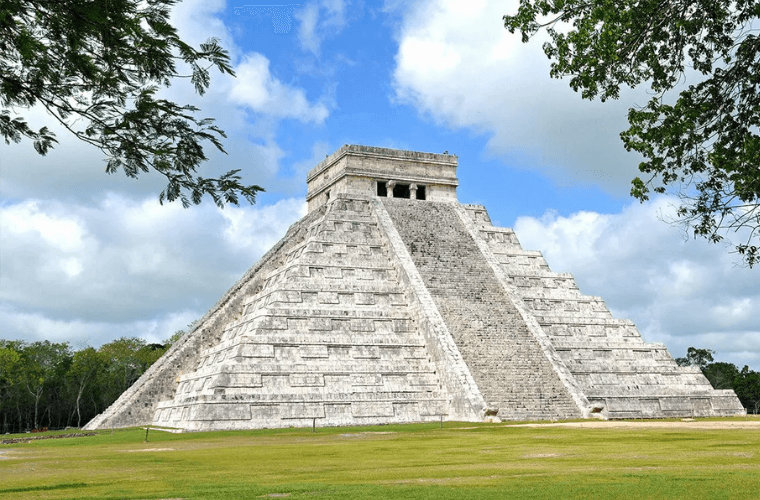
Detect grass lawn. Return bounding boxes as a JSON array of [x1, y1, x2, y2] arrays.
[[1, 419, 758, 499]]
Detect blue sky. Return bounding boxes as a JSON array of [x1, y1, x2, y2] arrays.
[[1, 0, 758, 370]]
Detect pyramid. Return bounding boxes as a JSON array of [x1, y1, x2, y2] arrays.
[[85, 145, 745, 431]]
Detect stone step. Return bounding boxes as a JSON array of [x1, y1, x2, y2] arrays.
[[536, 316, 634, 326], [179, 359, 439, 380], [565, 363, 692, 374], [198, 342, 428, 363], [162, 391, 449, 406], [551, 340, 668, 350]]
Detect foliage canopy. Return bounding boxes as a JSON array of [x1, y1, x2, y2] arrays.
[[0, 337, 168, 433], [675, 346, 715, 370], [504, 0, 760, 266], [1, 0, 263, 207]]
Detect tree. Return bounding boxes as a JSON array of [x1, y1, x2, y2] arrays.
[[504, 0, 760, 266], [0, 344, 22, 433], [0, 338, 168, 433], [1, 0, 264, 207], [675, 347, 715, 370], [18, 341, 72, 429], [96, 337, 160, 403], [702, 361, 740, 390], [733, 366, 760, 414], [67, 347, 100, 428]]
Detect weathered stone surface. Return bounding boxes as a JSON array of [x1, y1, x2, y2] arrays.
[[85, 145, 745, 431]]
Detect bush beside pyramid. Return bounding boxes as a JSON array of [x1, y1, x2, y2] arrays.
[[85, 146, 745, 431]]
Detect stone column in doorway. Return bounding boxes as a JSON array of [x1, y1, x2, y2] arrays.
[[387, 180, 396, 198]]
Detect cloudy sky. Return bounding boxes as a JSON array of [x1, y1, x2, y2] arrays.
[[1, 0, 758, 370]]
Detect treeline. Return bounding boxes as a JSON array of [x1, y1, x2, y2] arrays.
[[0, 338, 171, 434], [676, 347, 760, 414]]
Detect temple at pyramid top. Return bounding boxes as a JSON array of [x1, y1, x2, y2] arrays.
[[306, 145, 459, 212]]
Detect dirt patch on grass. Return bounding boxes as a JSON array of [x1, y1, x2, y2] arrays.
[[338, 431, 396, 438], [728, 452, 755, 458], [522, 453, 563, 458], [121, 448, 175, 453], [515, 419, 760, 430], [1, 432, 95, 444]]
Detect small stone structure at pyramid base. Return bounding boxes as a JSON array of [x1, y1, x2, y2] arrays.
[[85, 145, 745, 432]]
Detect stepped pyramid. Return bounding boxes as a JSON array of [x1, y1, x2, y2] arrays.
[[85, 145, 745, 431]]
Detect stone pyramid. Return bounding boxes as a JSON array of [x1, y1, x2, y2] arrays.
[[85, 145, 745, 431]]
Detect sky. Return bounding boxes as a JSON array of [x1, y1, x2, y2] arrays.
[[1, 0, 758, 370]]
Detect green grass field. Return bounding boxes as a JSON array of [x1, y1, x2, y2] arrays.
[[1, 419, 759, 499]]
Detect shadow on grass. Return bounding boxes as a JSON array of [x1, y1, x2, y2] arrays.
[[0, 483, 88, 494]]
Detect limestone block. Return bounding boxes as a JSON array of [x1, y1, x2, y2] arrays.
[[351, 402, 394, 417], [418, 400, 448, 416], [324, 403, 352, 421], [289, 374, 325, 387], [238, 344, 275, 358], [325, 267, 343, 279], [282, 403, 326, 419], [690, 398, 713, 413], [407, 373, 439, 386], [300, 345, 329, 358], [350, 319, 375, 331], [368, 293, 392, 308], [352, 374, 383, 386], [332, 319, 351, 331], [214, 373, 263, 388], [711, 395, 746, 410], [189, 404, 252, 421], [659, 398, 697, 411], [309, 317, 333, 331], [393, 319, 413, 332], [351, 346, 380, 359], [250, 405, 280, 420], [373, 320, 394, 333], [392, 402, 421, 420], [355, 292, 375, 305]]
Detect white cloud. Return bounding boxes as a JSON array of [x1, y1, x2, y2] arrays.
[[514, 197, 760, 370], [292, 141, 333, 178], [295, 0, 349, 55], [221, 197, 308, 256], [0, 303, 201, 347], [1, 201, 88, 252], [297, 3, 321, 54], [392, 0, 646, 193], [0, 194, 305, 345], [230, 54, 330, 123], [169, 0, 235, 55]]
